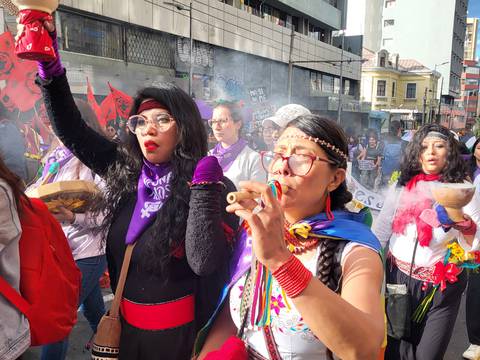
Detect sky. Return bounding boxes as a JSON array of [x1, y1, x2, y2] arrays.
[[469, 0, 480, 59]]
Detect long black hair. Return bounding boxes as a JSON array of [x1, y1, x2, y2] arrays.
[[398, 124, 467, 186], [285, 114, 352, 210], [469, 137, 480, 180], [97, 83, 207, 274]]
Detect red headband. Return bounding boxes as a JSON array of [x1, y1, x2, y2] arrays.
[[137, 99, 168, 115]]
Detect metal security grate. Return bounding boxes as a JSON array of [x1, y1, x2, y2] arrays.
[[59, 11, 124, 60], [126, 27, 173, 68]]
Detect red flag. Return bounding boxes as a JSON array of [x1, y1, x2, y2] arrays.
[[0, 31, 42, 112], [108, 82, 133, 119], [86, 78, 104, 126], [100, 93, 117, 124]]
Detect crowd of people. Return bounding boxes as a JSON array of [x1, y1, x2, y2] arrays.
[[1, 21, 480, 360]]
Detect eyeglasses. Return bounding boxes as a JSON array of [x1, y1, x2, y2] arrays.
[[260, 151, 335, 176], [127, 113, 175, 133], [208, 118, 230, 128]]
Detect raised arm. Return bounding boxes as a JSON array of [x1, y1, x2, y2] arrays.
[[38, 73, 118, 177]]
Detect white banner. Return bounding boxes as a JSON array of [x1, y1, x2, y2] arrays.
[[347, 174, 385, 211]]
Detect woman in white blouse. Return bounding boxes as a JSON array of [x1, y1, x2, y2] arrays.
[[198, 115, 384, 360], [373, 124, 480, 360], [209, 101, 266, 189]]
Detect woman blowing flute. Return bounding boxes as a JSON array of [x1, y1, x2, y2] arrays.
[[30, 22, 238, 359], [197, 115, 385, 360]]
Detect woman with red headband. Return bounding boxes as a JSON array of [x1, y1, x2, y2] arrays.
[[373, 124, 480, 360], [31, 23, 238, 359]]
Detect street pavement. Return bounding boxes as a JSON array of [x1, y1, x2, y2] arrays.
[[22, 291, 471, 359]]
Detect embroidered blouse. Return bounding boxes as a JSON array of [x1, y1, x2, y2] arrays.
[[229, 242, 359, 360]]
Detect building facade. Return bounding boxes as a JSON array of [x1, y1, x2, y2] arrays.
[[381, 0, 468, 101], [465, 17, 478, 61], [345, 0, 383, 52], [457, 59, 480, 128], [361, 49, 440, 129], [2, 0, 369, 128]]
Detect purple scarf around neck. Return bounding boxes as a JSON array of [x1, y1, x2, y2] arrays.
[[125, 159, 173, 245], [210, 139, 248, 172], [41, 146, 74, 183]]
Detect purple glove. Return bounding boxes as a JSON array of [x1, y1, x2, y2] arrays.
[[191, 156, 223, 184], [37, 30, 64, 80]]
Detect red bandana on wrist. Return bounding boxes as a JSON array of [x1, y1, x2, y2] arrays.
[[392, 173, 441, 247], [137, 99, 167, 114]]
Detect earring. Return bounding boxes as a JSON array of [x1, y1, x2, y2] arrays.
[[325, 192, 334, 220]]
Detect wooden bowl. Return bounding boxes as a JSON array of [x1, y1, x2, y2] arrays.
[[26, 180, 98, 213], [430, 183, 475, 222]]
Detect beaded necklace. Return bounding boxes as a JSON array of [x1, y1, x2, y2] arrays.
[[284, 222, 321, 254]]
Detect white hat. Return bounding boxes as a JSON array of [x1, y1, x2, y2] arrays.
[[262, 104, 311, 128]]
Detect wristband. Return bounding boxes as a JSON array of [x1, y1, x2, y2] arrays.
[[456, 218, 477, 236], [272, 254, 312, 298]]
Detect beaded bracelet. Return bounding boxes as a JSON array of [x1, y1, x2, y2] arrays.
[[272, 254, 312, 298], [188, 181, 226, 188]]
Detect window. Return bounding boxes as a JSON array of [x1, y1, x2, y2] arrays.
[[334, 77, 340, 94], [377, 80, 386, 97], [384, 19, 395, 27], [344, 79, 351, 95], [310, 72, 319, 92], [380, 55, 386, 67], [58, 11, 124, 60], [406, 83, 417, 99], [385, 0, 396, 7], [392, 81, 396, 97], [322, 75, 334, 93]]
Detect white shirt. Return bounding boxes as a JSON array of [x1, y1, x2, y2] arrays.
[[210, 145, 266, 190], [229, 243, 361, 360], [28, 157, 106, 260], [373, 181, 480, 268]]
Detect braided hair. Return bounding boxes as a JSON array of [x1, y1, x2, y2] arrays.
[[284, 115, 351, 360]]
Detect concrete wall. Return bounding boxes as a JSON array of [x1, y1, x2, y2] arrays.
[[345, 0, 382, 52], [60, 0, 361, 81]]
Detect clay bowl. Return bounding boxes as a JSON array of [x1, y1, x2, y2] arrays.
[[430, 183, 476, 222]]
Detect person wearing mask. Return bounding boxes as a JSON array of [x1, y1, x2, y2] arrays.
[[373, 125, 480, 360], [198, 115, 384, 360], [464, 137, 480, 360], [209, 101, 266, 188], [32, 22, 238, 359], [0, 156, 30, 360], [28, 99, 107, 360], [262, 104, 311, 151]]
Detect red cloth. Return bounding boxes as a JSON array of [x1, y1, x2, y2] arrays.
[[392, 174, 440, 247], [86, 78, 104, 126], [100, 93, 117, 123], [109, 83, 133, 118], [0, 31, 42, 112], [204, 336, 247, 360], [15, 10, 56, 61]]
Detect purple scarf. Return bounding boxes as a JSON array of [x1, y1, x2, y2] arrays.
[[41, 146, 74, 183], [210, 139, 248, 172], [125, 160, 172, 245], [474, 167, 480, 181]]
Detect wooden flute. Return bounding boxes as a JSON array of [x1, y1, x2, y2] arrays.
[[226, 184, 288, 204]]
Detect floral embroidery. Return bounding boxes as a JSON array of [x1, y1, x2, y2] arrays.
[[270, 294, 286, 315]]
